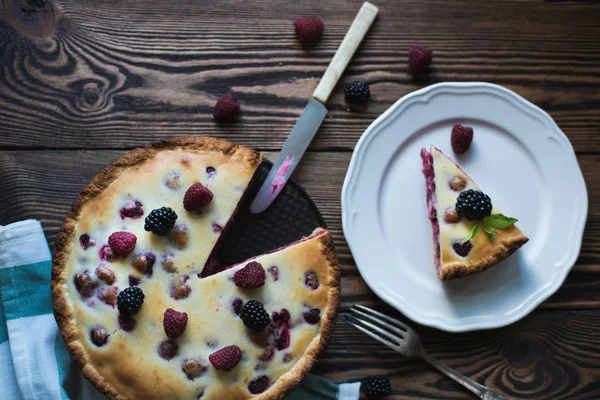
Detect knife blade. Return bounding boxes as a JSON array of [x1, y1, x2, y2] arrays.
[[249, 1, 379, 214]]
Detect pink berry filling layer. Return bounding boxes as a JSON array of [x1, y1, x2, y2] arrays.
[[420, 148, 441, 275]]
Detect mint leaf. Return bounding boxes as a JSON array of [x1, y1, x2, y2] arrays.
[[484, 214, 518, 229], [462, 223, 479, 243], [481, 220, 498, 241]]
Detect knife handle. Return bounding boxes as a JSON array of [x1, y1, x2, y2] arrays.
[[312, 2, 379, 104]]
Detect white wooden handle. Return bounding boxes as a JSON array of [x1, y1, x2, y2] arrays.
[[312, 2, 379, 103]]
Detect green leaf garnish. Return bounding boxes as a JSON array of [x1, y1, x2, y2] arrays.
[[463, 224, 479, 243], [460, 213, 518, 243], [484, 214, 518, 229]]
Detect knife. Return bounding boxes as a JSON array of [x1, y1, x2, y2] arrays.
[[249, 2, 379, 214]]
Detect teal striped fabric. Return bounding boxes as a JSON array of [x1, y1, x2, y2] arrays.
[[0, 220, 358, 400]]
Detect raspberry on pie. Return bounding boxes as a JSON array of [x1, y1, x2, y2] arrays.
[[420, 145, 528, 279], [51, 137, 340, 400]]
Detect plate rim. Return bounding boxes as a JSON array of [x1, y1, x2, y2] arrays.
[[341, 81, 588, 332]]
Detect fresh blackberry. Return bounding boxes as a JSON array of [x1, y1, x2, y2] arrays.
[[239, 300, 270, 331], [144, 207, 178, 236], [455, 189, 492, 220], [117, 287, 145, 316], [344, 81, 371, 103], [363, 375, 391, 397]]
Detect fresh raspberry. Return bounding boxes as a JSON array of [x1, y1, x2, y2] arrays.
[[451, 124, 474, 154], [209, 345, 242, 371], [163, 308, 188, 339], [233, 261, 265, 288], [108, 232, 137, 256], [408, 45, 433, 77], [213, 93, 240, 122], [183, 183, 213, 211], [294, 17, 324, 45]]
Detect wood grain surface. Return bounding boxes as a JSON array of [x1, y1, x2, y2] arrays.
[[1, 0, 600, 399]]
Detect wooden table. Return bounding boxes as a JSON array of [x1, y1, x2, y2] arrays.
[[1, 0, 599, 398]]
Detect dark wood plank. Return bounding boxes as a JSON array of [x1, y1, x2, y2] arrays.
[[1, 0, 599, 151], [317, 309, 600, 400], [1, 149, 598, 310]]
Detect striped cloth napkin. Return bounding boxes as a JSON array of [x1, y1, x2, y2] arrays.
[[0, 220, 360, 400]]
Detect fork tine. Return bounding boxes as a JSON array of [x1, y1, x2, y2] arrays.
[[350, 308, 406, 338], [345, 316, 399, 351], [352, 304, 410, 331], [345, 314, 402, 345]]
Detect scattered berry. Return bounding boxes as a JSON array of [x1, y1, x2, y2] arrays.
[[171, 276, 192, 300], [449, 176, 467, 191], [158, 339, 179, 360], [162, 255, 177, 273], [363, 375, 391, 397], [345, 81, 371, 103], [232, 298, 244, 315], [181, 359, 207, 380], [98, 286, 118, 306], [304, 271, 320, 290], [184, 182, 213, 211], [118, 315, 136, 332], [283, 353, 293, 363], [209, 345, 242, 371], [453, 241, 473, 257], [128, 275, 140, 287], [164, 172, 181, 190], [132, 252, 156, 275], [303, 308, 321, 325], [108, 232, 137, 257], [117, 287, 145, 316], [79, 234, 95, 250], [145, 207, 178, 236], [98, 244, 115, 262], [233, 261, 266, 288], [163, 308, 189, 339], [248, 375, 270, 394], [408, 45, 433, 77], [240, 300, 270, 331], [258, 347, 274, 362], [120, 200, 144, 220], [451, 124, 474, 154], [206, 166, 216, 176], [455, 189, 492, 220], [96, 266, 116, 285], [294, 17, 324, 45], [169, 225, 189, 249], [74, 272, 95, 297], [90, 326, 108, 347], [213, 93, 240, 122], [267, 266, 279, 281], [444, 208, 460, 224]]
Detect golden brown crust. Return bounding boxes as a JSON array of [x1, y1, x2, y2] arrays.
[[255, 230, 340, 400], [52, 137, 262, 400], [52, 138, 338, 400], [439, 231, 529, 280]]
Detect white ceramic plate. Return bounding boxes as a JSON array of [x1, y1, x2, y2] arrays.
[[341, 82, 588, 332]]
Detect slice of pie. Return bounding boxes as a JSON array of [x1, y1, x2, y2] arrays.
[[420, 145, 528, 280], [52, 137, 340, 400]]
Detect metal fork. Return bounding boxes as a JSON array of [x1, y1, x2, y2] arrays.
[[346, 305, 510, 400]]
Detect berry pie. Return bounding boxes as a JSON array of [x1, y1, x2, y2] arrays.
[[421, 145, 528, 280], [52, 137, 340, 400]]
